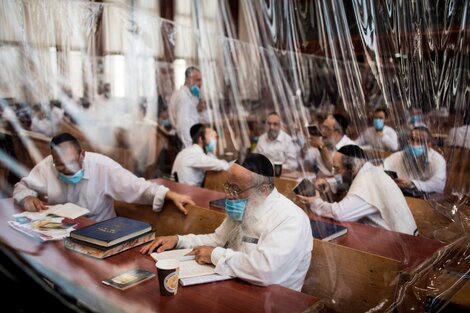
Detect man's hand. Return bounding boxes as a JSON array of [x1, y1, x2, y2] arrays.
[[395, 177, 413, 189], [314, 178, 331, 193], [140, 235, 178, 254], [165, 191, 195, 215], [187, 246, 215, 265], [309, 136, 324, 149], [23, 196, 47, 212]]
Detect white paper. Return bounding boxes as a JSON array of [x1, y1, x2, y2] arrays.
[[151, 249, 217, 279], [15, 203, 89, 220]]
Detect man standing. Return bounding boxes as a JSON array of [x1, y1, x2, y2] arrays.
[[168, 66, 203, 148], [13, 133, 194, 221], [172, 124, 230, 186], [142, 154, 313, 291], [254, 112, 298, 171]]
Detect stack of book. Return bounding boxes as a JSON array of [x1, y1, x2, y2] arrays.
[[64, 216, 155, 259]]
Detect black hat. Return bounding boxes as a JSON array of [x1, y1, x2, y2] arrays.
[[337, 145, 367, 159], [333, 113, 349, 134], [50, 132, 79, 148], [189, 123, 205, 138], [240, 153, 274, 177]]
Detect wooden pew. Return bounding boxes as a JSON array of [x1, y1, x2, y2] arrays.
[[115, 201, 226, 236], [302, 239, 404, 313], [405, 196, 469, 242], [442, 147, 470, 195], [203, 170, 300, 200]]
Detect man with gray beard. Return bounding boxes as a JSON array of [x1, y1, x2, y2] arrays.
[[141, 154, 313, 291]]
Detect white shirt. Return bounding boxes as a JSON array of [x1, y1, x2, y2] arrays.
[[31, 117, 53, 137], [446, 125, 470, 149], [176, 189, 313, 291], [303, 135, 355, 176], [168, 86, 200, 148], [383, 149, 446, 193], [254, 130, 298, 171], [355, 126, 399, 151], [13, 152, 169, 222], [310, 163, 417, 235], [171, 144, 230, 186]]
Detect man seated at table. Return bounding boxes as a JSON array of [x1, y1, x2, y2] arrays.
[[446, 110, 470, 149], [171, 123, 230, 186], [141, 153, 313, 291], [384, 126, 446, 195], [355, 107, 399, 152], [254, 112, 298, 171], [303, 113, 354, 175], [13, 132, 194, 221], [297, 145, 418, 235]]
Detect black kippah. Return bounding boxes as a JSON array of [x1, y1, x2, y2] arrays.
[[190, 123, 204, 138], [50, 132, 78, 147], [337, 145, 367, 159], [240, 153, 274, 177], [333, 113, 349, 133]]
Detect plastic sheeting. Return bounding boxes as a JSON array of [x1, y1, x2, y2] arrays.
[[0, 0, 469, 312]]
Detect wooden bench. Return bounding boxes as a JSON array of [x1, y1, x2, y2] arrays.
[[405, 196, 469, 242], [203, 170, 300, 200], [302, 239, 404, 313], [115, 201, 226, 236]]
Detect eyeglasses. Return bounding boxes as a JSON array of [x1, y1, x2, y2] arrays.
[[223, 182, 260, 198]]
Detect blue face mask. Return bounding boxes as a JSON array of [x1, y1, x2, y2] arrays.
[[58, 169, 84, 184], [161, 119, 170, 128], [298, 134, 306, 147], [373, 118, 384, 130], [406, 145, 426, 157], [190, 85, 200, 100], [410, 115, 421, 124], [205, 138, 217, 153], [225, 198, 248, 221]]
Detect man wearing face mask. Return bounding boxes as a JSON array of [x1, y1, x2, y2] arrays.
[[297, 145, 418, 235], [141, 153, 313, 291], [254, 112, 298, 171], [171, 124, 230, 186], [168, 66, 205, 148], [355, 107, 398, 151], [13, 133, 195, 221], [384, 126, 446, 195], [304, 113, 355, 175]]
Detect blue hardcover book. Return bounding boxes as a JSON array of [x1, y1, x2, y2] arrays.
[[310, 220, 347, 241], [70, 217, 152, 247]]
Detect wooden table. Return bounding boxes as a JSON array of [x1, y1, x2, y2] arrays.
[[0, 199, 321, 313]]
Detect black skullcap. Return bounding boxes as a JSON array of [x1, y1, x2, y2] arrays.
[[50, 132, 79, 148], [240, 153, 274, 177], [190, 123, 205, 138], [333, 113, 349, 133], [337, 145, 367, 159]]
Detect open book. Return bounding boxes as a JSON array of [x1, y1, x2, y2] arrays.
[[16, 203, 89, 220], [151, 248, 232, 286]]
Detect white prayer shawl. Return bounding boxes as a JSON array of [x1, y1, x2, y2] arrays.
[[348, 163, 418, 235]]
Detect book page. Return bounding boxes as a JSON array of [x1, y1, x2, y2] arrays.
[[46, 203, 89, 219], [151, 249, 215, 279], [179, 260, 215, 279], [179, 274, 233, 286]]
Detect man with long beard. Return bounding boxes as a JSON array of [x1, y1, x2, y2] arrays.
[[141, 153, 313, 291]]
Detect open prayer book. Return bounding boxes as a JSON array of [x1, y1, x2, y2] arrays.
[[151, 248, 233, 286], [9, 203, 89, 241]]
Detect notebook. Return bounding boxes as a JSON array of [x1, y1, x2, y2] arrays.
[[310, 220, 348, 241], [151, 248, 232, 286], [70, 217, 152, 247]]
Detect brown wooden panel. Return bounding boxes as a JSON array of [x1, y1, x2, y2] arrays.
[[115, 201, 226, 236], [303, 239, 403, 313]]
